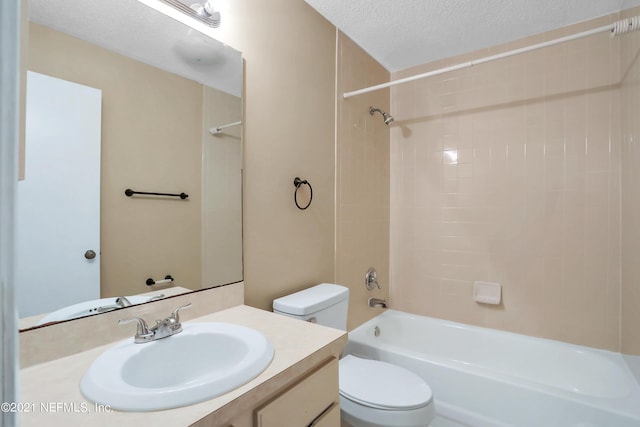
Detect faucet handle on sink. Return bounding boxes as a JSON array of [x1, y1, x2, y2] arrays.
[[169, 303, 192, 324], [119, 317, 153, 342]]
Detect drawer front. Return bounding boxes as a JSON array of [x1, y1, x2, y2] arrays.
[[309, 402, 340, 427], [256, 358, 338, 427]]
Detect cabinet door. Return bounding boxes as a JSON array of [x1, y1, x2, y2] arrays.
[[227, 411, 252, 427], [256, 358, 338, 427]]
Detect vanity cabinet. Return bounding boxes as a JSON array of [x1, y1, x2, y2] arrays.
[[225, 357, 340, 427], [255, 357, 338, 427]]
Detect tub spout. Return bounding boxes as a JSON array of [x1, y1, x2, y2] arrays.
[[368, 297, 388, 309]]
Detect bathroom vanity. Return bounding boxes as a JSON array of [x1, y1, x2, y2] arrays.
[[19, 305, 346, 426]]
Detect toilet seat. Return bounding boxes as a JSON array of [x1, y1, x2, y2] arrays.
[[339, 355, 433, 411]]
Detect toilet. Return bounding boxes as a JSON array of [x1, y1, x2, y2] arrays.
[[273, 283, 435, 427]]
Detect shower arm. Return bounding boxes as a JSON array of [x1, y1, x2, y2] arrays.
[[369, 106, 394, 125]]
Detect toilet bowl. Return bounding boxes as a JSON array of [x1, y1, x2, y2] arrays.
[[339, 355, 434, 427], [273, 284, 435, 427]]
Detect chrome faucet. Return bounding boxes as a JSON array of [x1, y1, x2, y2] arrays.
[[119, 303, 192, 343], [368, 297, 388, 309], [146, 293, 165, 302], [115, 296, 132, 307], [96, 294, 165, 313], [95, 296, 133, 313]]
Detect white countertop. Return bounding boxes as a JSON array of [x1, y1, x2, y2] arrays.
[[19, 305, 347, 426]]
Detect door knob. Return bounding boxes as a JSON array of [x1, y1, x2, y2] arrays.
[[84, 250, 96, 260]]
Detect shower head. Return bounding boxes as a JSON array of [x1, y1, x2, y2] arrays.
[[369, 106, 394, 125]]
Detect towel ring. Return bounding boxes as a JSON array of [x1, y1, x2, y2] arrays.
[[293, 177, 313, 210]]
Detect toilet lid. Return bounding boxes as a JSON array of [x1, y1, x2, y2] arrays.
[[339, 355, 432, 411]]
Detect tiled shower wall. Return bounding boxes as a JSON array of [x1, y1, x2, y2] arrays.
[[621, 8, 640, 355], [390, 14, 623, 351], [337, 33, 391, 330]]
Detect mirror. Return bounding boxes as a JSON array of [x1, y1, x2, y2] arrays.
[[18, 0, 243, 330]]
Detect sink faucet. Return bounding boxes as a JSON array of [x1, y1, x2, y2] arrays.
[[115, 296, 132, 307], [95, 296, 133, 313], [119, 303, 192, 344], [146, 293, 165, 302], [96, 294, 165, 313]]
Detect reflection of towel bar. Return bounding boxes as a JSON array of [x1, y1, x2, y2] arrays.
[[125, 189, 188, 199], [209, 120, 242, 135], [146, 275, 174, 286]]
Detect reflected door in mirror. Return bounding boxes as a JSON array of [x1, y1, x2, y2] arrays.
[[16, 71, 102, 318]]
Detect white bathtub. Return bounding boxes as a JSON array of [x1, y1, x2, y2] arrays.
[[344, 310, 640, 427]]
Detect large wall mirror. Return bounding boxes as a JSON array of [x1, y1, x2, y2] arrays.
[[18, 0, 243, 330]]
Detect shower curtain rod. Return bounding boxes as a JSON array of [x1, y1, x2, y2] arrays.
[[343, 16, 640, 99], [209, 120, 242, 135]]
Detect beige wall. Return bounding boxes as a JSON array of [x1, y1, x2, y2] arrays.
[[621, 7, 640, 355], [337, 33, 391, 330], [28, 23, 203, 296], [390, 15, 623, 350], [213, 0, 337, 310], [215, 0, 392, 326]]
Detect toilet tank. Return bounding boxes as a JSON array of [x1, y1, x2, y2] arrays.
[[273, 283, 349, 330]]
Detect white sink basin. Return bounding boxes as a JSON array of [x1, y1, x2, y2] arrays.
[[36, 296, 158, 325], [80, 322, 274, 411]]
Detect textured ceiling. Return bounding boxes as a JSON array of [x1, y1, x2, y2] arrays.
[[305, 0, 640, 72], [28, 0, 242, 96]]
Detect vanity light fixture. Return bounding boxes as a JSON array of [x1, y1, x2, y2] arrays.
[[135, 0, 221, 36], [165, 0, 220, 27]]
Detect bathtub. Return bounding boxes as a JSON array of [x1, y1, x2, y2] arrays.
[[344, 310, 640, 427]]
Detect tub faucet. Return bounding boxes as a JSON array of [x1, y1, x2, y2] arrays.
[[119, 302, 191, 343], [368, 297, 388, 309]]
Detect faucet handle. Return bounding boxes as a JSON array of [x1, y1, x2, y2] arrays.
[[169, 302, 192, 324], [118, 317, 151, 337], [365, 267, 381, 290]]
